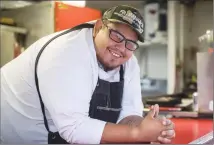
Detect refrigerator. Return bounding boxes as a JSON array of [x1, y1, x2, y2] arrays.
[[197, 30, 213, 113]]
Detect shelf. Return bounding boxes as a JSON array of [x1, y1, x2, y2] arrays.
[[0, 24, 27, 34]]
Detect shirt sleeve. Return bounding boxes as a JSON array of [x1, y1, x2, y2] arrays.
[[37, 36, 106, 144], [117, 56, 144, 123]]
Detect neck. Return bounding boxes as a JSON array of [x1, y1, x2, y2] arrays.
[[97, 57, 111, 72]]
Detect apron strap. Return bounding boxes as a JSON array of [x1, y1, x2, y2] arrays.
[[119, 65, 124, 81], [34, 23, 94, 132]]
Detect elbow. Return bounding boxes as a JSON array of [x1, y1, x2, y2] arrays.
[[58, 124, 77, 143], [54, 113, 105, 144], [56, 113, 89, 144]]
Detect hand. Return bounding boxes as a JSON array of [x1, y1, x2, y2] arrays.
[[158, 117, 176, 144], [151, 105, 176, 144], [133, 105, 168, 142]]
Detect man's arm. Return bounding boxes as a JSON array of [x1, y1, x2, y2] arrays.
[[100, 123, 141, 143], [118, 115, 143, 127], [100, 106, 171, 144]]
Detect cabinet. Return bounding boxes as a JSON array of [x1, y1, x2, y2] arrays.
[[0, 1, 101, 67], [0, 1, 101, 48], [54, 2, 101, 31]]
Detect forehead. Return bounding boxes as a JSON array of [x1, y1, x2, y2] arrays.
[[107, 21, 138, 41]]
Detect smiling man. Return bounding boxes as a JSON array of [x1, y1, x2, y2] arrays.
[[1, 5, 175, 144]]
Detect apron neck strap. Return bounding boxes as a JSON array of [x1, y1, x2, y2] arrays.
[[119, 65, 124, 81], [35, 23, 94, 133]]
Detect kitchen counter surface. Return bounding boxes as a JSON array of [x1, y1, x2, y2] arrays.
[[171, 118, 213, 144]]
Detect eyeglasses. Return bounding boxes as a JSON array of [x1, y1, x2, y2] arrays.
[[102, 20, 139, 51]]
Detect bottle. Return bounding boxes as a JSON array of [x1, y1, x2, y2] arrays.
[[192, 92, 198, 112]]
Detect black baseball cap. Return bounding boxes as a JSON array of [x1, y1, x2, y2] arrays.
[[102, 5, 145, 42]]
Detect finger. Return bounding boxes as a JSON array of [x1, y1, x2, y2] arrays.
[[165, 119, 172, 125], [158, 136, 172, 144], [156, 115, 168, 126], [150, 105, 154, 109], [151, 142, 161, 144], [154, 104, 159, 117], [161, 130, 175, 139], [166, 122, 175, 130], [162, 118, 171, 126], [148, 106, 158, 118], [160, 116, 167, 125], [170, 131, 176, 138]]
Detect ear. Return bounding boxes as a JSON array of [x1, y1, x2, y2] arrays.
[[93, 19, 103, 37]]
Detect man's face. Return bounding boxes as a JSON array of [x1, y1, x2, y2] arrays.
[[93, 20, 138, 70]]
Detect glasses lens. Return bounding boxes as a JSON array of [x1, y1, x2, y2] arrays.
[[126, 41, 138, 51], [109, 30, 124, 43]]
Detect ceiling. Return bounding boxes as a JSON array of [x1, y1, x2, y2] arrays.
[[0, 1, 145, 10], [0, 1, 39, 10], [86, 1, 145, 10]]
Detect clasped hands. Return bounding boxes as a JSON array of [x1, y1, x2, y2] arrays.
[[145, 104, 175, 144], [131, 104, 176, 144]]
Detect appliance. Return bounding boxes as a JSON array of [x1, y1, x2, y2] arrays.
[[144, 0, 167, 44], [196, 30, 214, 114], [196, 52, 214, 114]]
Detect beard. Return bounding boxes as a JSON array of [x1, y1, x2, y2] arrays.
[[96, 54, 120, 71]]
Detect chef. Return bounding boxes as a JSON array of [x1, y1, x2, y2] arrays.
[[1, 5, 175, 144]]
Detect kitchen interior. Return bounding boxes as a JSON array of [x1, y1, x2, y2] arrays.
[[0, 0, 213, 144]]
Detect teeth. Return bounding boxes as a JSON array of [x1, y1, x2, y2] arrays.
[[110, 50, 121, 58]]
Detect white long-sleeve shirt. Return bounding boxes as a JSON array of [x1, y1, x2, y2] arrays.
[[0, 25, 143, 144]]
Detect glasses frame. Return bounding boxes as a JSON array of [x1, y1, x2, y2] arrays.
[[102, 19, 139, 51]]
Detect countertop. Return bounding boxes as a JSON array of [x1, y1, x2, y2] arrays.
[[171, 118, 213, 144]]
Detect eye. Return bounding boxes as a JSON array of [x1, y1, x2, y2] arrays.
[[109, 30, 124, 43], [126, 41, 138, 51]]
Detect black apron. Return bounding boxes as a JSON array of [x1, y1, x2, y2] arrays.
[[35, 23, 124, 144]]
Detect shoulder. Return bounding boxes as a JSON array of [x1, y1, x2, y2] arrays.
[[36, 21, 96, 52], [35, 28, 94, 64]]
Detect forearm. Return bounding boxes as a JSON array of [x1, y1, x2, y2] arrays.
[[118, 115, 143, 127], [100, 122, 140, 143], [100, 115, 144, 144]]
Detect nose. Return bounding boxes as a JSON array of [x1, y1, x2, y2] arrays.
[[116, 41, 126, 52]]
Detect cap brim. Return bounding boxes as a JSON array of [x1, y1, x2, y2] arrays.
[[107, 19, 144, 42]]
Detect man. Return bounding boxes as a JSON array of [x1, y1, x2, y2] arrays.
[[1, 5, 175, 144]]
